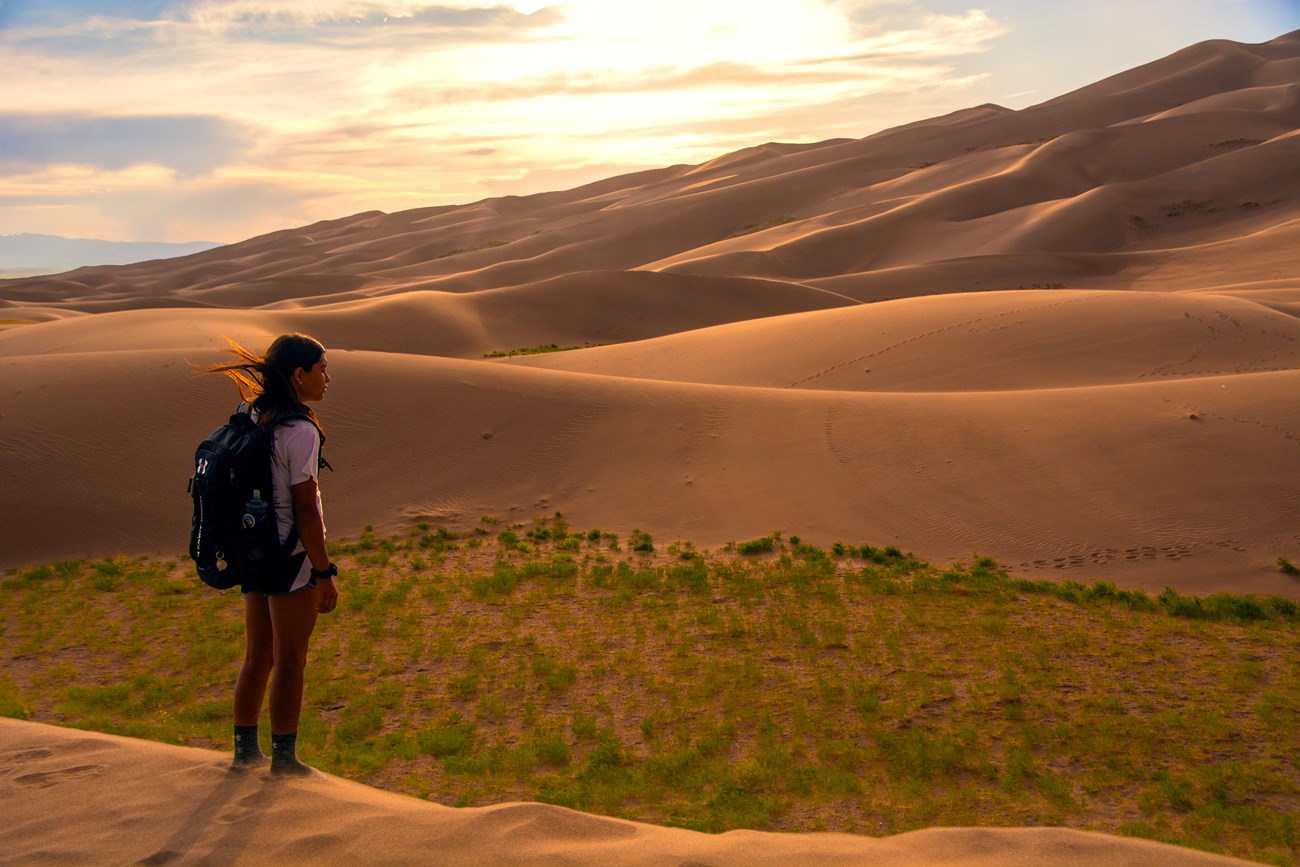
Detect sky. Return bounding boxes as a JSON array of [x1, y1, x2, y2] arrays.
[[0, 0, 1295, 243]]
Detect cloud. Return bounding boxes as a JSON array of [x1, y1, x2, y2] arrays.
[[0, 1, 175, 28], [391, 7, 1007, 109], [832, 9, 1010, 57], [0, 176, 319, 241], [393, 60, 882, 107], [568, 67, 991, 153], [173, 2, 564, 46], [1, 1, 563, 56], [0, 0, 1017, 241], [0, 113, 255, 175]]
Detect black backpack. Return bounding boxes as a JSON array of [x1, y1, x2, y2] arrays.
[[187, 407, 308, 589]]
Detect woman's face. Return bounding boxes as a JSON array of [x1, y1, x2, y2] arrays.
[[293, 355, 330, 403]]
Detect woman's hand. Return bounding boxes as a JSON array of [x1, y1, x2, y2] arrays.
[[316, 577, 338, 613]]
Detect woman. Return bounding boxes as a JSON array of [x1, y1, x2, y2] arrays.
[[209, 333, 339, 777]]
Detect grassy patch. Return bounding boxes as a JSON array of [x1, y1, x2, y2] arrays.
[[733, 533, 779, 555], [484, 344, 583, 359], [2, 524, 1297, 864], [1160, 199, 1224, 218]]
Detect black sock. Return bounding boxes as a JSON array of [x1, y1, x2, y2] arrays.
[[270, 731, 317, 777], [232, 724, 265, 766], [271, 730, 297, 762]]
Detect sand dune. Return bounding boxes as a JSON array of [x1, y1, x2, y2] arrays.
[[509, 289, 1300, 391], [2, 30, 1298, 598], [2, 32, 1294, 308], [0, 719, 1258, 866], [2, 339, 1297, 597], [0, 270, 851, 359]]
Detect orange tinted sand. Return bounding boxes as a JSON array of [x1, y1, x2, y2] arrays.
[[0, 719, 1259, 867], [4, 31, 1298, 595]]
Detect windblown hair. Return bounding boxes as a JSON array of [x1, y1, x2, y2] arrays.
[[208, 333, 326, 434]]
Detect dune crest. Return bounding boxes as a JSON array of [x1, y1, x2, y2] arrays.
[[0, 719, 1258, 866]]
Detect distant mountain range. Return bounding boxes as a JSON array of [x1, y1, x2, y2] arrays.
[[0, 233, 224, 277]]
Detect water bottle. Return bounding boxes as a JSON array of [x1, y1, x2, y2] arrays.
[[242, 489, 268, 528], [241, 489, 271, 570]]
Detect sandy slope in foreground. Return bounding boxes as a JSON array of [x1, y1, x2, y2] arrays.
[[0, 719, 1258, 867]]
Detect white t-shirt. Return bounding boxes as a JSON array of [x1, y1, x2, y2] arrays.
[[271, 418, 325, 547]]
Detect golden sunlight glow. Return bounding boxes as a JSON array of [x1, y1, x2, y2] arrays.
[[0, 0, 1290, 243], [553, 0, 850, 68], [0, 0, 1021, 240]]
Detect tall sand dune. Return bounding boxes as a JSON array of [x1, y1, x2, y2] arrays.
[[3, 32, 1295, 308], [3, 29, 1299, 600]]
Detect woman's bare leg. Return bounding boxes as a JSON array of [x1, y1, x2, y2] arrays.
[[230, 592, 274, 769], [268, 586, 320, 776], [234, 592, 274, 724]]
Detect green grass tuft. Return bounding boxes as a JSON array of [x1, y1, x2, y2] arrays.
[[484, 343, 582, 358]]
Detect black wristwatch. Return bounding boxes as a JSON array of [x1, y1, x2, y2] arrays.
[[311, 562, 338, 581]]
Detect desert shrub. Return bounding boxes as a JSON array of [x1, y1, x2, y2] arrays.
[[497, 530, 527, 552], [419, 721, 475, 758], [17, 564, 55, 583], [472, 562, 521, 598], [667, 557, 709, 594], [736, 535, 776, 555]]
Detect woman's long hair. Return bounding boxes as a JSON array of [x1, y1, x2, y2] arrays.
[[208, 333, 326, 434]]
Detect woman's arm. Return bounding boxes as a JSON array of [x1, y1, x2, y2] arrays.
[[292, 477, 337, 613]]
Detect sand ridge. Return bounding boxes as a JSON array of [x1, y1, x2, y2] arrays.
[[505, 289, 1300, 391], [0, 719, 1260, 867]]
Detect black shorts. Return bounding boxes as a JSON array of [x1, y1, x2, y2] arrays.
[[240, 550, 313, 596]]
